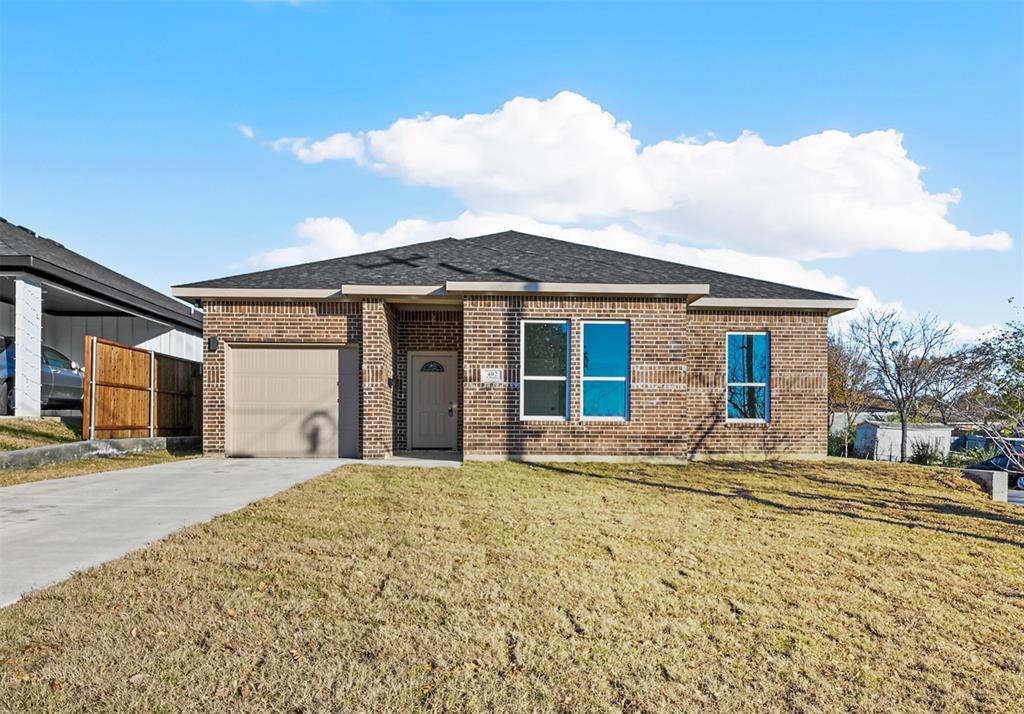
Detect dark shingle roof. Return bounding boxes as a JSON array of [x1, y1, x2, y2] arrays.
[[177, 230, 851, 301], [0, 217, 202, 330]]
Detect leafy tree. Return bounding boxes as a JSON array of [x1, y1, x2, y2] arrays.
[[827, 330, 874, 457], [959, 313, 1024, 470]]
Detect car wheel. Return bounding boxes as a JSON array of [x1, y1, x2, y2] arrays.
[[0, 381, 11, 416], [1016, 474, 1024, 491]]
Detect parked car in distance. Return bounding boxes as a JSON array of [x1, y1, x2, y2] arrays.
[[0, 336, 85, 415], [968, 454, 1024, 490]]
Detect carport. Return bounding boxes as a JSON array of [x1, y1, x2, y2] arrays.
[[0, 217, 202, 417]]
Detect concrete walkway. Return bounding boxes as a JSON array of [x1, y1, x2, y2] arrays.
[[1009, 489, 1024, 507], [0, 458, 344, 606]]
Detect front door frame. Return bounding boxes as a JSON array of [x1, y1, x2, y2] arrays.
[[406, 350, 458, 450]]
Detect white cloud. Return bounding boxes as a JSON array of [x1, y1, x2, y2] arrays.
[[245, 211, 995, 342], [237, 124, 255, 139], [271, 91, 1012, 260]]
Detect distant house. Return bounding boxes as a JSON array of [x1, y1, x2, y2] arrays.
[[173, 230, 857, 461], [829, 406, 897, 436], [854, 421, 953, 462], [0, 218, 202, 417]]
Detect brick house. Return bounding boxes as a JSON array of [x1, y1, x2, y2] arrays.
[[172, 231, 855, 461]]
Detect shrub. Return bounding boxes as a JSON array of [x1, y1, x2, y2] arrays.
[[909, 439, 944, 466], [828, 431, 854, 457], [945, 446, 998, 468]]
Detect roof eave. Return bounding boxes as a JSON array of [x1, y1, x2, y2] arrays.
[[445, 281, 711, 297], [2, 255, 203, 331], [689, 297, 858, 316]]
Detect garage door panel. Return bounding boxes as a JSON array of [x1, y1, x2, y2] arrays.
[[227, 346, 353, 458]]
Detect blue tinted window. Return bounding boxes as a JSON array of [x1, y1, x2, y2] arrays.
[[727, 333, 769, 384], [726, 333, 770, 421], [583, 381, 627, 418], [727, 386, 768, 420], [582, 322, 629, 419], [583, 322, 629, 377]]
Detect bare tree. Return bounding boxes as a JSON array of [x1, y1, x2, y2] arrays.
[[924, 346, 986, 425], [828, 330, 874, 457], [849, 309, 952, 462]]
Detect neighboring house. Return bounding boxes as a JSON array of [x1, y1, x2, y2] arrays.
[[829, 407, 897, 436], [173, 231, 857, 461], [0, 218, 203, 417], [854, 421, 954, 462]]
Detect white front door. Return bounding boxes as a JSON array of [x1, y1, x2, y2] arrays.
[[409, 353, 457, 450]]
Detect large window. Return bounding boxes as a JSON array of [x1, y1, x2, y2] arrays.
[[582, 321, 630, 419], [726, 332, 770, 422], [521, 320, 569, 419]]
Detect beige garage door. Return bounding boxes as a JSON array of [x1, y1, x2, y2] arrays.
[[226, 346, 359, 458]]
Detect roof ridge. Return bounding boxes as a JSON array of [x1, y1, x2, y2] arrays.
[[464, 231, 674, 283], [463, 231, 848, 299], [175, 236, 460, 288]]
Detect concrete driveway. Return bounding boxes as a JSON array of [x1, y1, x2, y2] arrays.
[[0, 458, 341, 606]]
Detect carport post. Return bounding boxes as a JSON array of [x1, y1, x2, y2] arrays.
[[14, 275, 42, 418]]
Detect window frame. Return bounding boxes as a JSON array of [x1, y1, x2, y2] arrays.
[[580, 320, 630, 422], [519, 319, 570, 421], [725, 330, 770, 424]]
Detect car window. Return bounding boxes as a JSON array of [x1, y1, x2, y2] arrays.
[[43, 347, 73, 369]]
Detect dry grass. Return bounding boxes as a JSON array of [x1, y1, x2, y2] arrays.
[[0, 418, 81, 451], [0, 451, 199, 489], [0, 458, 1021, 713]]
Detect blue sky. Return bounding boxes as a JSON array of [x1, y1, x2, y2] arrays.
[[2, 1, 1021, 337]]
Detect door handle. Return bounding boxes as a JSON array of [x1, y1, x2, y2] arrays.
[[448, 401, 456, 417]]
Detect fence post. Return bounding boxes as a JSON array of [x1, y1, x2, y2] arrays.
[[82, 336, 93, 441], [149, 351, 156, 437], [87, 336, 98, 440]]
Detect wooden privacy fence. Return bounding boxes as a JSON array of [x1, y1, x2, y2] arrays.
[[82, 336, 202, 440]]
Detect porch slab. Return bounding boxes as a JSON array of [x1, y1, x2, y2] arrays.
[[371, 451, 463, 468]]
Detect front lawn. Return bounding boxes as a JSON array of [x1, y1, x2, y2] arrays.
[[0, 417, 80, 451], [1, 459, 1021, 712]]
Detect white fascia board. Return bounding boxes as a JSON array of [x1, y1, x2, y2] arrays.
[[690, 297, 859, 315], [445, 281, 710, 296], [340, 285, 447, 296], [171, 287, 344, 299]]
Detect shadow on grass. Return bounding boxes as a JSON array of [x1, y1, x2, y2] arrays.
[[532, 462, 1024, 550], [0, 423, 80, 445]]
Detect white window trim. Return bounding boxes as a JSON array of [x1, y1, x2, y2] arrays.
[[725, 331, 770, 424], [580, 320, 630, 422], [520, 319, 570, 421]]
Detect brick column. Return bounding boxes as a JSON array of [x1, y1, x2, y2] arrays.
[[360, 299, 395, 459]]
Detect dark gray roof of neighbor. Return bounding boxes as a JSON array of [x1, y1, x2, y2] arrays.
[[177, 230, 851, 301], [0, 217, 202, 330]]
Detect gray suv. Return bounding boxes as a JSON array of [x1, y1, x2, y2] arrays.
[[0, 337, 85, 414]]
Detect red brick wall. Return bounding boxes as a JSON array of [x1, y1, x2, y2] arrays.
[[462, 296, 690, 459], [394, 309, 463, 452], [201, 300, 361, 455], [685, 309, 828, 457], [201, 298, 828, 460], [360, 299, 395, 459]]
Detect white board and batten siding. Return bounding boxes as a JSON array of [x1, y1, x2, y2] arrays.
[[0, 304, 203, 365]]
